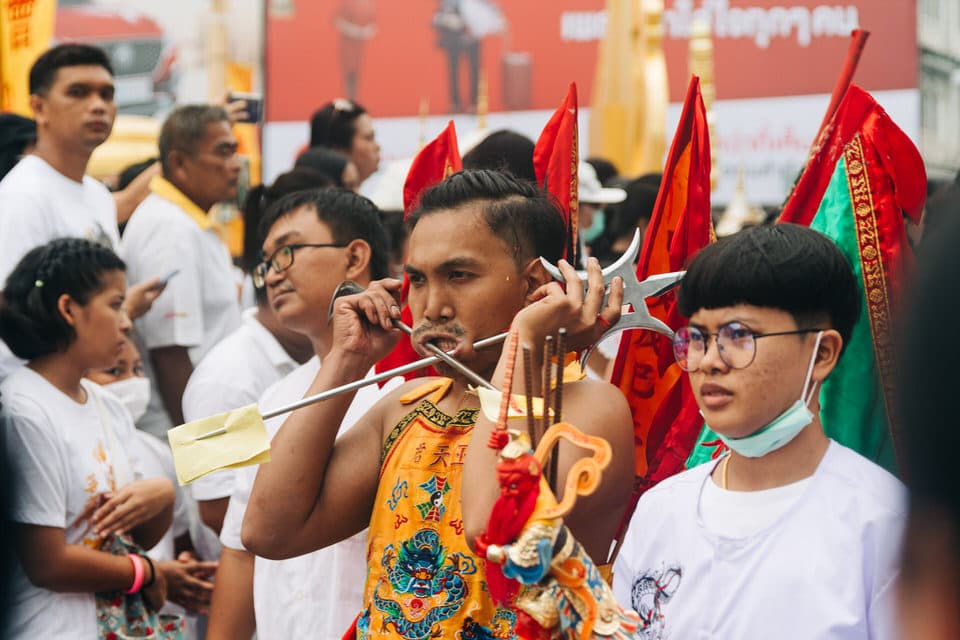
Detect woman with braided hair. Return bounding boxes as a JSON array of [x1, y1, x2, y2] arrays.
[[0, 238, 177, 638]]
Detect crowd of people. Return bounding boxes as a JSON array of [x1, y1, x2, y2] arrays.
[[0, 41, 957, 640]]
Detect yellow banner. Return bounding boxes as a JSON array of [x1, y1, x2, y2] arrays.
[[0, 0, 55, 115]]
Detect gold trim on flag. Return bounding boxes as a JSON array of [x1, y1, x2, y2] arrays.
[[843, 134, 899, 460]]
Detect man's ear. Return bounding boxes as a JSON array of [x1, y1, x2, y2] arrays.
[[165, 150, 188, 184], [29, 93, 46, 124], [57, 294, 78, 328], [344, 239, 373, 282], [811, 329, 843, 383], [520, 257, 552, 303]]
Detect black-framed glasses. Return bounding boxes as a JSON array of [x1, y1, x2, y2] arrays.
[[252, 243, 347, 288], [672, 321, 823, 372]]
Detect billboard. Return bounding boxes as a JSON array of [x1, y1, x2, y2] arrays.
[[264, 0, 919, 205]]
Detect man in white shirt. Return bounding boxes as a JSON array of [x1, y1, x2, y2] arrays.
[[0, 44, 161, 379], [122, 105, 244, 437], [206, 187, 395, 640], [612, 224, 907, 640], [184, 298, 312, 534]]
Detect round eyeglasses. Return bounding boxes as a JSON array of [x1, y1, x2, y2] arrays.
[[672, 322, 823, 372], [252, 243, 347, 288]]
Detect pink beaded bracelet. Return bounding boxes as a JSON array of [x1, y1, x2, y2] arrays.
[[125, 553, 145, 594]]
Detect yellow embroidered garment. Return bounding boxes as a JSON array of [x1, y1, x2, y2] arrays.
[[357, 380, 517, 639]]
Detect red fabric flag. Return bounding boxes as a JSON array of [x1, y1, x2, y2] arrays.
[[609, 76, 713, 496], [402, 120, 462, 219], [533, 82, 579, 262], [375, 121, 462, 383]]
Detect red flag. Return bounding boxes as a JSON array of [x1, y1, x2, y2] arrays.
[[403, 120, 462, 219], [375, 121, 462, 383], [610, 76, 713, 495], [533, 82, 579, 262]]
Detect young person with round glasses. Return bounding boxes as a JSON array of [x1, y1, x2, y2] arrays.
[[613, 224, 906, 640]]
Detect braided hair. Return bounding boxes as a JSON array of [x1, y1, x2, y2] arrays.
[[0, 238, 125, 360]]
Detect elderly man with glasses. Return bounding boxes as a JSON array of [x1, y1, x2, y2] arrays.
[[612, 224, 907, 640]]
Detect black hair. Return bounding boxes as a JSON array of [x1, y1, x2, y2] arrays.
[[410, 169, 566, 265], [29, 43, 113, 95], [677, 224, 860, 350], [242, 168, 334, 304], [116, 157, 157, 192], [0, 114, 36, 181], [158, 105, 230, 174], [586, 156, 620, 186], [461, 130, 537, 183], [590, 173, 661, 264], [295, 147, 351, 187], [309, 99, 368, 151], [258, 188, 390, 281], [0, 238, 125, 360]]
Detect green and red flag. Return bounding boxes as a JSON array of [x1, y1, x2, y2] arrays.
[[610, 76, 713, 495], [375, 121, 462, 383], [686, 85, 925, 474], [533, 82, 579, 263]]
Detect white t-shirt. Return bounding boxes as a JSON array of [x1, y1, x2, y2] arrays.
[[699, 460, 812, 539], [122, 190, 241, 437], [0, 155, 119, 381], [2, 368, 144, 640], [219, 357, 401, 640], [184, 307, 300, 503], [612, 441, 907, 640]]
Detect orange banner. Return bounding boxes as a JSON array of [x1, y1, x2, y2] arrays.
[[1, 0, 55, 115], [611, 76, 712, 486]]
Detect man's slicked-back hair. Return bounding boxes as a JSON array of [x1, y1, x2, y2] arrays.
[[29, 44, 113, 95], [258, 188, 390, 281], [677, 224, 861, 349], [158, 105, 230, 174], [409, 169, 566, 265]]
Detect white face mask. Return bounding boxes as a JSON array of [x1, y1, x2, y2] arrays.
[[106, 376, 151, 422]]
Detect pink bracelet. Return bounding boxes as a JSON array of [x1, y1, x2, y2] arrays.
[[125, 553, 145, 594]]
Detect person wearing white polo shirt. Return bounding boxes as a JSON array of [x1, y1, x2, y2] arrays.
[[206, 188, 395, 640], [184, 301, 312, 533], [122, 105, 243, 437]]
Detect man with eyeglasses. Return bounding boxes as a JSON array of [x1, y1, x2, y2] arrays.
[[208, 187, 400, 640], [121, 105, 243, 437], [612, 224, 906, 640]]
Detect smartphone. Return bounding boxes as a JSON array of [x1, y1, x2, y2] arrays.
[[228, 91, 263, 123], [153, 269, 180, 290]]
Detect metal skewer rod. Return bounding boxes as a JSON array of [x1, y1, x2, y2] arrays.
[[261, 331, 508, 421], [393, 320, 498, 391]]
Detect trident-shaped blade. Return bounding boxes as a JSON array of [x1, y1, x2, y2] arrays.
[[539, 229, 685, 367]]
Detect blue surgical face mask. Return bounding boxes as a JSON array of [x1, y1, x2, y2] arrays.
[[582, 209, 605, 244], [709, 331, 824, 459]]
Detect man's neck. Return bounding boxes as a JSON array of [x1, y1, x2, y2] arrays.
[[32, 140, 91, 183], [714, 419, 830, 491]]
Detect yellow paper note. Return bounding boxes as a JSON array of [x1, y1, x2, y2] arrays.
[[167, 404, 271, 485], [477, 387, 551, 423]]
